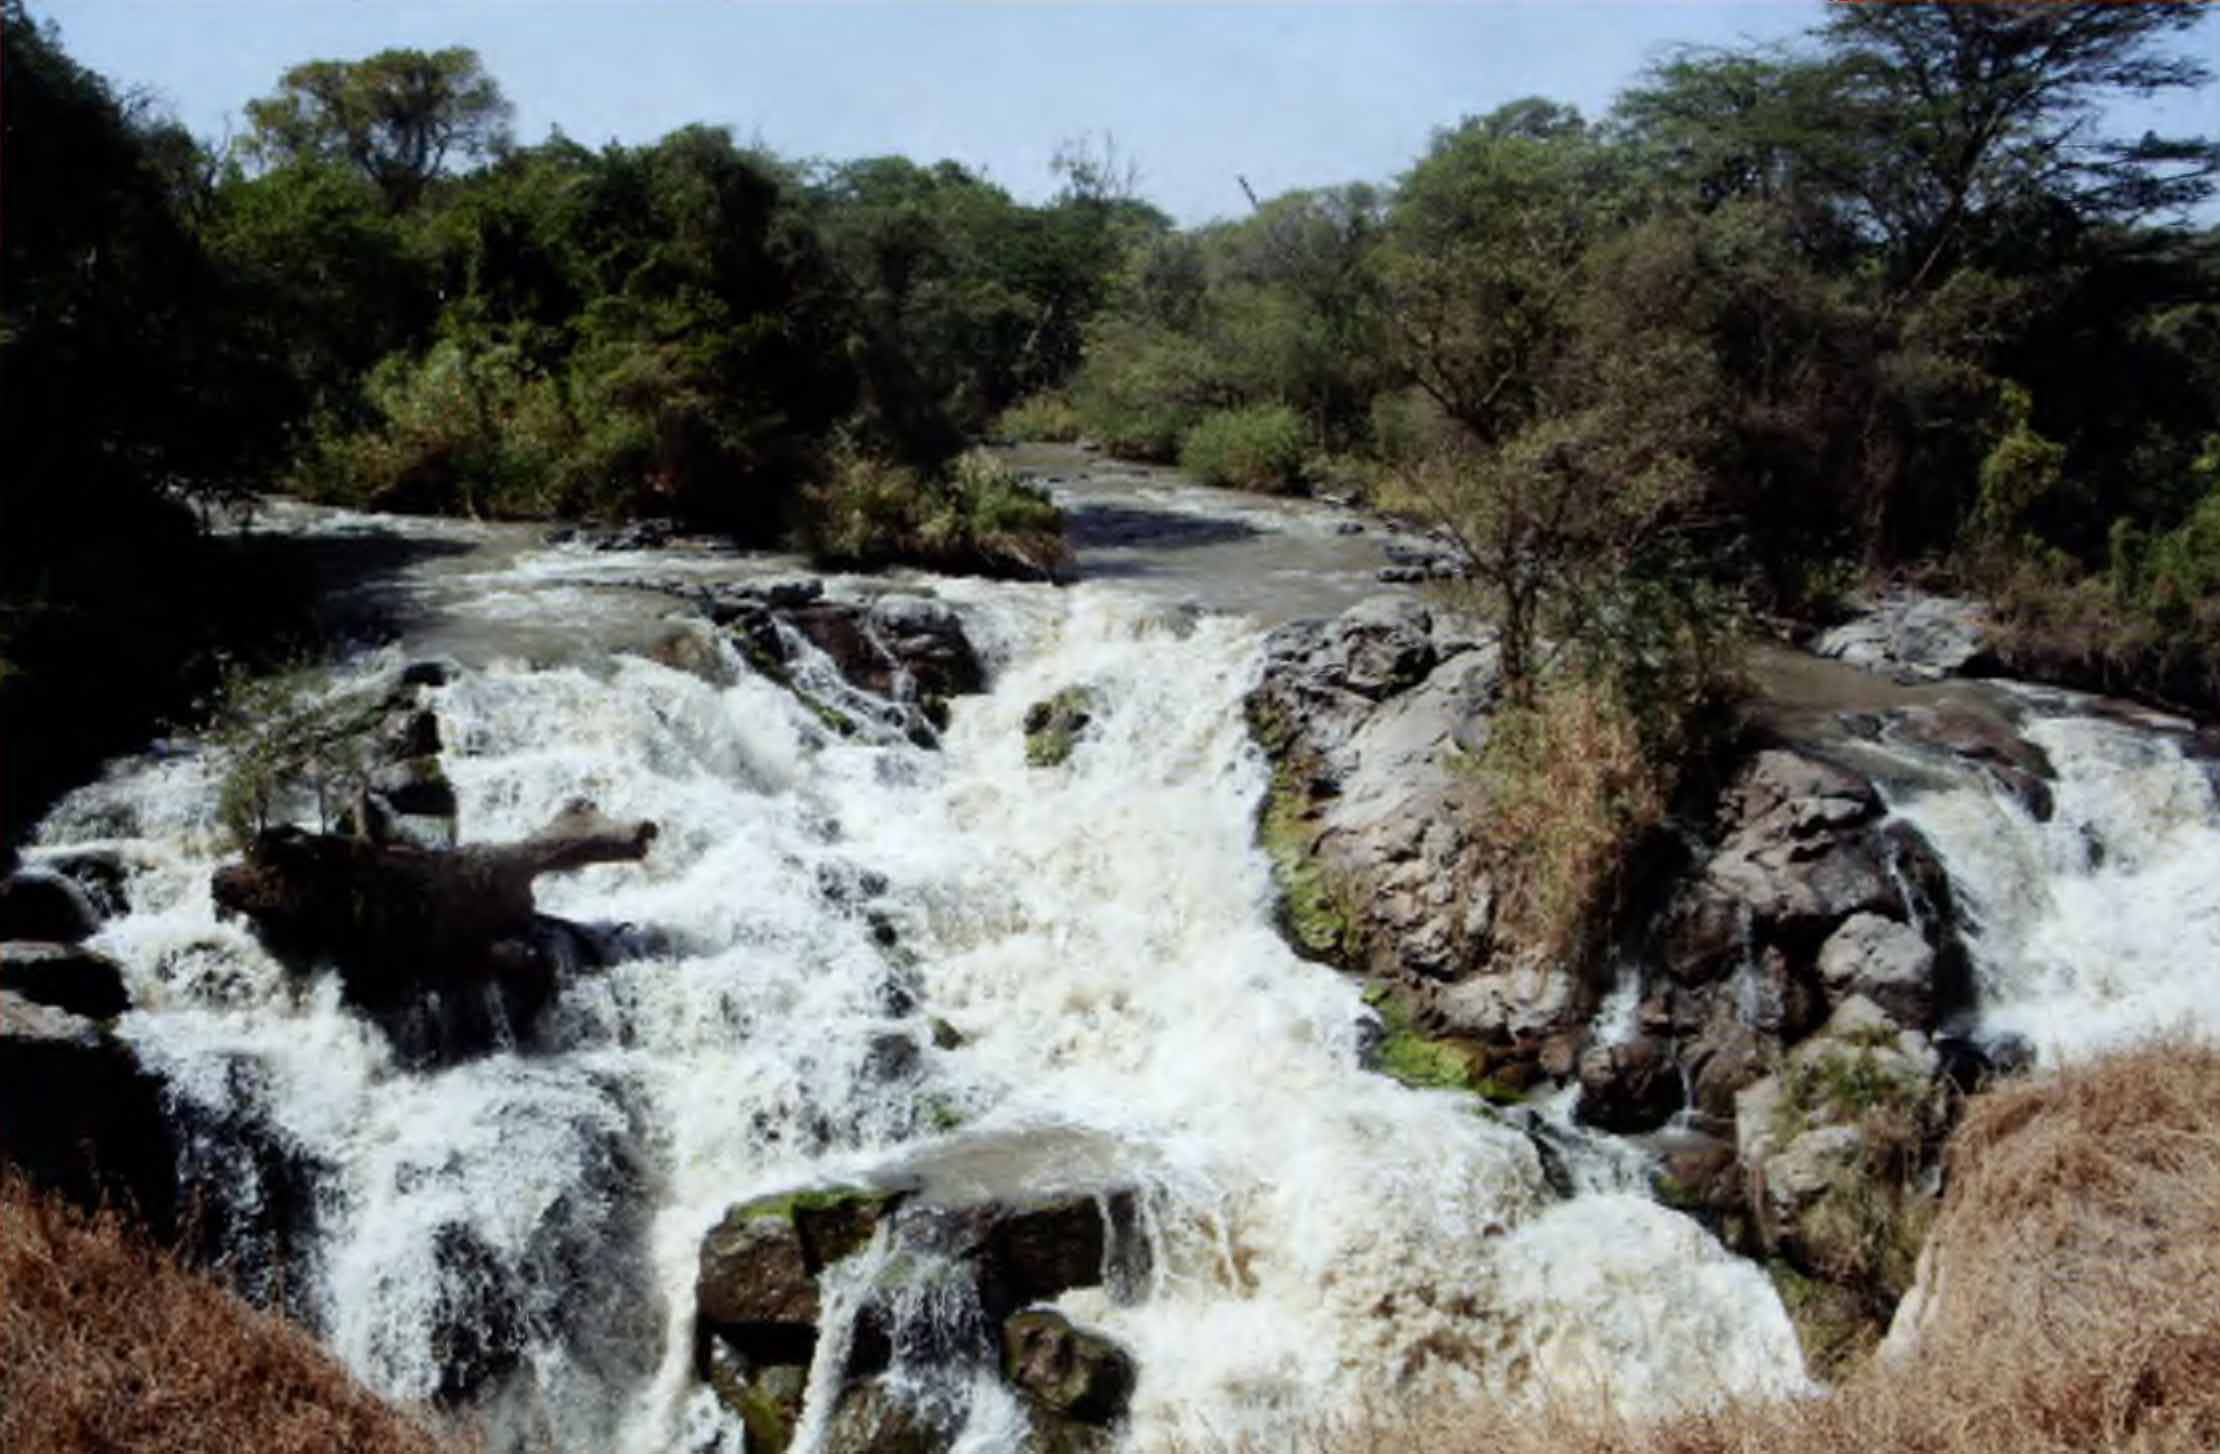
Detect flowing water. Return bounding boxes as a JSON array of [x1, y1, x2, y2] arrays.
[[30, 457, 2212, 1450], [1858, 696, 2220, 1061]]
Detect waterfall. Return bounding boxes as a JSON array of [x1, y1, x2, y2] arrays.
[[1874, 702, 2220, 1062], [34, 552, 1807, 1450]]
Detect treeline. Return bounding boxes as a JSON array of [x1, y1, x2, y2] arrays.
[[0, 4, 1149, 831], [1045, 5, 2220, 710], [4, 3, 2218, 838]]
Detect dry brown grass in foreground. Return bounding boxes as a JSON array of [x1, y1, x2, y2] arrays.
[[1190, 1040, 2220, 1454], [0, 1174, 472, 1454]]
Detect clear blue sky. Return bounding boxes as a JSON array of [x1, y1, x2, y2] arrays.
[[31, 1, 2220, 227]]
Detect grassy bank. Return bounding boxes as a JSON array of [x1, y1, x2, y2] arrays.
[[0, 1175, 471, 1454]]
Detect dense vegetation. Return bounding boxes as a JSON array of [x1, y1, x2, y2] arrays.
[[3, 2, 2216, 844], [1064, 6, 2219, 714]]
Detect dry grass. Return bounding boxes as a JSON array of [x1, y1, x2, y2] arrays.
[[0, 1175, 472, 1454], [1176, 1040, 2220, 1454], [1474, 676, 1666, 964]]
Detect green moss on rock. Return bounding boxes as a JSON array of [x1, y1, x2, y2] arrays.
[[730, 1185, 900, 1272], [1368, 992, 1525, 1105], [1259, 758, 1359, 961], [1023, 686, 1100, 768]]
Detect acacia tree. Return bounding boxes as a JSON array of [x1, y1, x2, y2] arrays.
[[245, 47, 513, 212]]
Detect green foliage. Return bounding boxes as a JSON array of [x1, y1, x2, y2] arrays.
[[205, 665, 384, 846], [994, 393, 1084, 442], [244, 47, 513, 213], [1178, 404, 1309, 493], [1973, 383, 2069, 549], [798, 447, 1067, 580], [1069, 318, 1223, 460]]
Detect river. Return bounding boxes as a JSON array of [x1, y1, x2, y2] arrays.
[[23, 449, 2220, 1451]]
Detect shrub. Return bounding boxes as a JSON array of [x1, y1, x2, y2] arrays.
[[797, 445, 1068, 580], [0, 1175, 470, 1454], [1178, 403, 1310, 493], [993, 392, 1084, 443], [205, 663, 386, 846], [1068, 319, 1219, 461], [290, 339, 579, 519]]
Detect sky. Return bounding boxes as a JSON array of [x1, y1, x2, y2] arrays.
[[32, 1, 2220, 227]]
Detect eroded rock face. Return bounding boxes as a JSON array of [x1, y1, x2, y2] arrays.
[[1245, 598, 1542, 1051]]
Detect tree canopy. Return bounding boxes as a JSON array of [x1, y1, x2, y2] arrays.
[[245, 47, 513, 212]]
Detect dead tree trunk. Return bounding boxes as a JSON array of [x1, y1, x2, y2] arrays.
[[212, 798, 657, 1015]]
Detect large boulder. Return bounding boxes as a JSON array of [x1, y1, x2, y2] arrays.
[[716, 591, 989, 747], [0, 867, 101, 944], [0, 991, 177, 1239], [1817, 913, 1938, 1028], [0, 942, 130, 1019], [695, 1185, 1146, 1447], [1002, 1308, 1135, 1425], [1815, 591, 1990, 681]]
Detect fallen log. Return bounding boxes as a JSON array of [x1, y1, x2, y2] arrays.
[[212, 799, 657, 1023]]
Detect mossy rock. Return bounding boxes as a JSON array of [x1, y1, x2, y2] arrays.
[[1367, 991, 1525, 1104], [729, 1185, 902, 1273], [703, 1346, 806, 1454], [1023, 686, 1101, 768], [1001, 1309, 1134, 1425], [1258, 758, 1359, 962]]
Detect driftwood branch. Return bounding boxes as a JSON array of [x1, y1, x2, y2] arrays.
[[211, 798, 656, 1007]]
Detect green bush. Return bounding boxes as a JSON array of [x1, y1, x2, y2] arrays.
[[1068, 320, 1218, 461], [1178, 403, 1309, 493], [993, 392, 1083, 442], [798, 446, 1068, 579], [290, 339, 580, 518], [205, 664, 384, 845]]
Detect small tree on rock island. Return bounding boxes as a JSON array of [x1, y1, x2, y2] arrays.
[[1381, 104, 1737, 717], [245, 47, 513, 212]]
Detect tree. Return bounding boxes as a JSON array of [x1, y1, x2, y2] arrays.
[[1822, 4, 2212, 291], [245, 47, 513, 212], [1378, 101, 1621, 449]]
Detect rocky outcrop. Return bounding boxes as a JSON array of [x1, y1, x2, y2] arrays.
[[695, 1185, 1144, 1453], [648, 579, 993, 747], [1248, 597, 1974, 1369], [1246, 598, 1551, 1066], [1815, 591, 1991, 682]]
